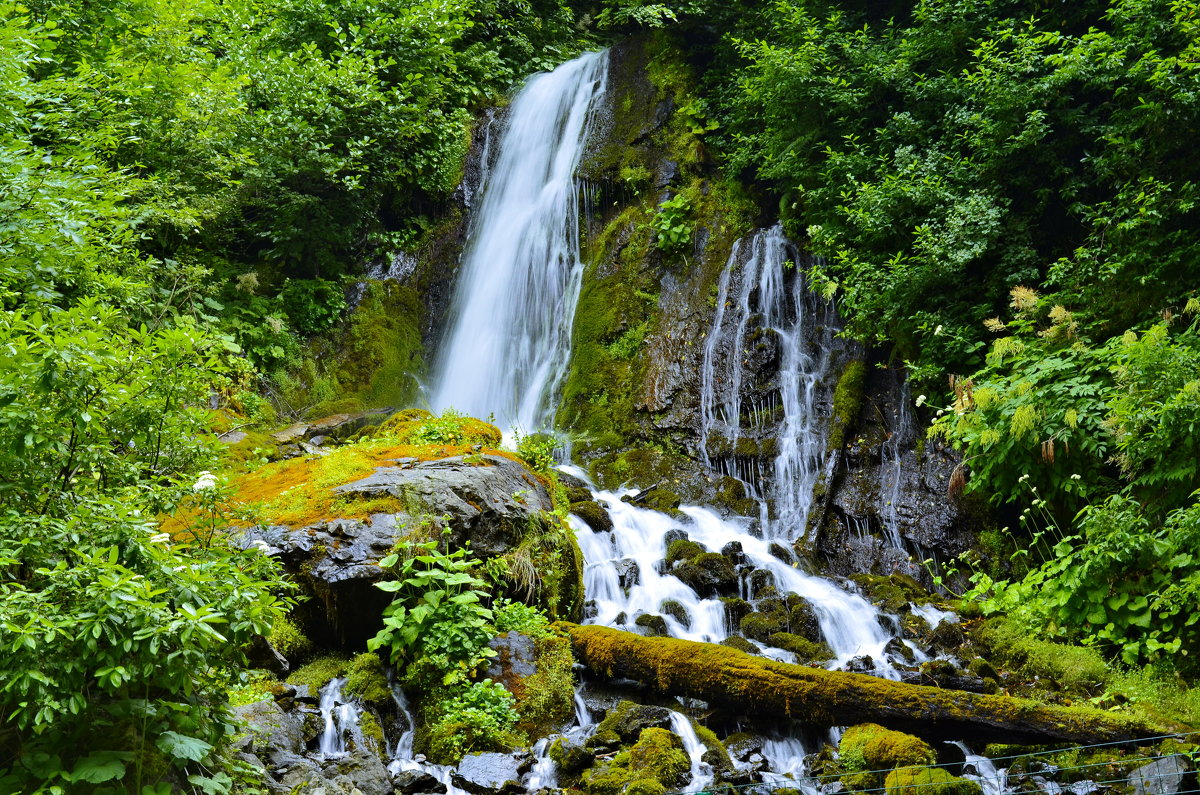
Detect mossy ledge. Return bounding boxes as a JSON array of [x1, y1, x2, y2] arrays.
[[558, 623, 1165, 745]]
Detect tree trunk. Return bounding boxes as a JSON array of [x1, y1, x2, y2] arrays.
[[561, 623, 1164, 745]]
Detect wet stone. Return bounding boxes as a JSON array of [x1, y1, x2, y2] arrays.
[[393, 769, 447, 794], [452, 752, 530, 795]]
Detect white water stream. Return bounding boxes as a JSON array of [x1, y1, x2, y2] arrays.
[[429, 50, 609, 435], [317, 678, 358, 759], [699, 225, 837, 539]]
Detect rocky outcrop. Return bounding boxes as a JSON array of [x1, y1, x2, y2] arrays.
[[243, 454, 576, 648]]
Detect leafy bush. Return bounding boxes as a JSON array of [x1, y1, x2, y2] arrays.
[[516, 432, 562, 475], [424, 678, 522, 763], [650, 193, 693, 253], [493, 598, 551, 636], [368, 540, 495, 669]]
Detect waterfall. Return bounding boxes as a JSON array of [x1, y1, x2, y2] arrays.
[[317, 679, 357, 759], [699, 226, 837, 538], [949, 742, 1008, 795], [879, 377, 914, 549], [669, 712, 715, 794], [574, 493, 896, 672], [429, 51, 609, 434]]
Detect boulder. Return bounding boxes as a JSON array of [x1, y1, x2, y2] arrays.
[[1131, 755, 1193, 795], [234, 700, 304, 759], [393, 769, 448, 795], [451, 752, 530, 795]]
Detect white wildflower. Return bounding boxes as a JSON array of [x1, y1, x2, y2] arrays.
[[193, 471, 218, 492], [934, 325, 944, 336], [915, 394, 927, 407], [252, 539, 272, 555], [149, 532, 171, 544], [1018, 474, 1030, 482], [1071, 473, 1082, 480]]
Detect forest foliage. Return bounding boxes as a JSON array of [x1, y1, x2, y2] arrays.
[[3, 0, 1200, 789]]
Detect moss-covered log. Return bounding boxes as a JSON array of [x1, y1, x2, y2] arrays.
[[560, 624, 1162, 745]]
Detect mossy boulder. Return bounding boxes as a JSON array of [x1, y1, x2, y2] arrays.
[[550, 735, 596, 778], [786, 596, 824, 642], [672, 552, 737, 596], [635, 613, 670, 637], [839, 723, 936, 771], [660, 599, 691, 628], [343, 652, 390, 706], [768, 632, 834, 664], [884, 766, 982, 795], [721, 597, 753, 627], [851, 574, 929, 613], [629, 727, 691, 786], [740, 611, 786, 643], [286, 654, 348, 695], [572, 500, 614, 533], [623, 486, 682, 515], [666, 539, 706, 566], [588, 700, 673, 750], [719, 636, 759, 654]]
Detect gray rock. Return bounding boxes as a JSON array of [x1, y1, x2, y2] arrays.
[[1132, 755, 1192, 795], [272, 423, 309, 443], [235, 700, 304, 758], [219, 430, 248, 445], [452, 752, 530, 795], [325, 751, 394, 795], [614, 558, 640, 590], [486, 632, 538, 681], [392, 769, 447, 795]]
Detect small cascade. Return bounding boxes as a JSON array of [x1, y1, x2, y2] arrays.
[[317, 679, 358, 759], [912, 603, 958, 630], [950, 742, 1008, 795], [699, 225, 838, 538], [879, 377, 915, 549], [429, 51, 610, 434], [526, 737, 559, 791], [669, 712, 715, 795], [389, 684, 416, 761], [575, 492, 896, 673], [574, 688, 594, 728], [760, 735, 811, 785]]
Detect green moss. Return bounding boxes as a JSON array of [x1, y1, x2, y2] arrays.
[[720, 636, 759, 655], [267, 613, 313, 660], [358, 710, 385, 755], [550, 736, 596, 777], [691, 720, 732, 773], [660, 599, 690, 627], [286, 654, 348, 695], [884, 766, 982, 795], [344, 652, 390, 705], [851, 574, 929, 613], [666, 539, 705, 566], [769, 632, 835, 664], [516, 633, 576, 738], [840, 771, 884, 793], [828, 360, 867, 453], [971, 616, 1109, 695], [741, 611, 786, 643], [635, 613, 670, 637], [840, 724, 936, 771], [630, 727, 690, 786]]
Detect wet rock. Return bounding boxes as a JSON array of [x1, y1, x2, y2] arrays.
[[452, 752, 530, 795], [486, 632, 538, 688], [246, 634, 290, 676], [672, 553, 737, 596], [747, 570, 774, 596], [622, 485, 681, 514], [845, 655, 876, 674], [1131, 755, 1193, 795], [929, 619, 966, 652], [272, 423, 309, 443], [234, 700, 304, 758], [768, 543, 793, 563], [666, 538, 706, 566], [884, 637, 916, 664], [719, 636, 759, 655], [393, 769, 448, 794], [571, 500, 614, 533], [634, 613, 669, 637], [660, 599, 691, 628], [721, 597, 752, 627], [614, 558, 641, 590], [664, 529, 689, 547], [325, 751, 395, 795], [549, 735, 595, 776], [588, 701, 673, 750], [720, 541, 746, 565], [785, 597, 823, 643]]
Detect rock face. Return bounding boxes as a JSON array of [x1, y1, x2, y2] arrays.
[[1131, 755, 1194, 795], [451, 752, 529, 795], [244, 454, 567, 648]]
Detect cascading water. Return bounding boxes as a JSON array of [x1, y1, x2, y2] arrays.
[[575, 494, 896, 672], [950, 742, 1008, 795], [699, 226, 837, 538], [879, 378, 915, 549], [429, 51, 609, 435], [318, 679, 357, 759], [669, 712, 715, 794]]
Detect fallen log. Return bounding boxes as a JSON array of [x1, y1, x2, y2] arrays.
[[560, 623, 1165, 745]]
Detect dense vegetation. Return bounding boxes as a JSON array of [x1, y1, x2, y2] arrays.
[[3, 0, 1199, 790]]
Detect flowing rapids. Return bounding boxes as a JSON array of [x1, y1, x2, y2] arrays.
[[429, 50, 609, 435]]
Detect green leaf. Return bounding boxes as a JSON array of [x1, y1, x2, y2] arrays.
[[156, 730, 213, 762], [69, 751, 131, 783]]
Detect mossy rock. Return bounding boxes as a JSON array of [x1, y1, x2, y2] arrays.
[[550, 735, 596, 778], [629, 727, 690, 787], [768, 632, 834, 664], [516, 633, 577, 738], [929, 619, 966, 652], [636, 613, 670, 637], [787, 599, 823, 643], [721, 597, 753, 627], [839, 723, 936, 771], [827, 360, 867, 453], [851, 574, 929, 613], [666, 539, 706, 566], [740, 611, 786, 643], [286, 654, 348, 695], [692, 720, 732, 775], [343, 652, 390, 706], [720, 636, 759, 655], [672, 552, 737, 596], [624, 487, 682, 515], [589, 700, 673, 750], [660, 599, 691, 628], [840, 771, 884, 793], [571, 500, 614, 533], [884, 766, 982, 795]]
